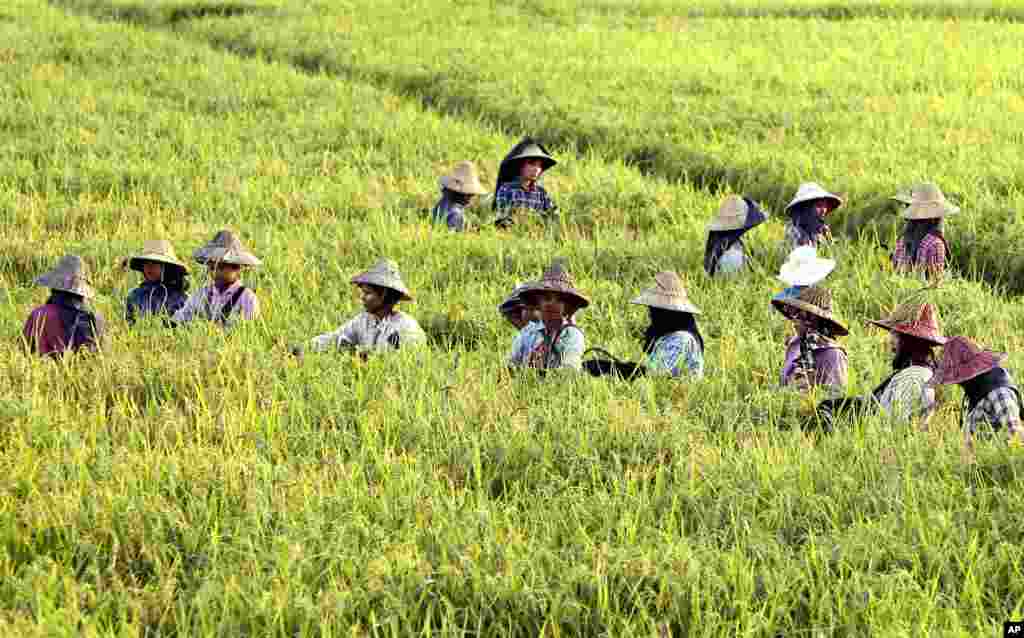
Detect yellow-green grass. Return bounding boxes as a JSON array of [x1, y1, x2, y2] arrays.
[[3, 0, 1024, 635], [58, 0, 1024, 290]]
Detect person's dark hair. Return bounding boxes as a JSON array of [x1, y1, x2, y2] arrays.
[[704, 229, 746, 276], [788, 200, 828, 240], [381, 287, 405, 307], [443, 188, 472, 207], [642, 307, 704, 355], [902, 219, 944, 261], [892, 333, 937, 370], [161, 264, 190, 293]]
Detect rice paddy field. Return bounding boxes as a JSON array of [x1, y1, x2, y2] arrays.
[[3, 0, 1024, 635]]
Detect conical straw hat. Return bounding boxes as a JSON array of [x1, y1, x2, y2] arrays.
[[351, 258, 413, 301], [772, 285, 848, 336], [778, 246, 836, 287], [193, 230, 262, 267], [867, 302, 946, 346], [503, 138, 557, 171], [902, 182, 960, 220], [520, 259, 589, 311], [498, 281, 531, 314], [128, 239, 188, 274], [439, 161, 487, 195], [930, 336, 1006, 386], [707, 195, 766, 232], [630, 271, 701, 314], [785, 182, 843, 214], [35, 255, 96, 299]]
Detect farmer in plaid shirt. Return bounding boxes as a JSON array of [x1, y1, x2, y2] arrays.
[[891, 183, 957, 279], [493, 137, 558, 228], [930, 336, 1022, 445]]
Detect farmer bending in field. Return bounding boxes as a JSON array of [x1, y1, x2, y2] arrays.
[[816, 302, 945, 430], [772, 285, 848, 399], [124, 240, 190, 325], [493, 137, 558, 229], [23, 255, 105, 357], [508, 259, 586, 372], [704, 194, 767, 277], [173, 230, 261, 329], [583, 272, 704, 380], [301, 259, 425, 356], [929, 336, 1022, 448], [432, 161, 487, 232], [891, 183, 956, 280], [782, 182, 842, 251]]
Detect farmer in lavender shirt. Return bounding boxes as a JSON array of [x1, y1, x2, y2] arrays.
[[771, 285, 849, 398], [173, 230, 261, 329]]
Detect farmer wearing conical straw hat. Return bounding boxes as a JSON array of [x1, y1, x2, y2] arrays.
[[432, 161, 487, 232], [23, 255, 105, 357], [891, 182, 957, 279], [508, 258, 586, 371], [304, 259, 425, 355], [631, 271, 705, 377], [930, 336, 1022, 445], [173, 230, 262, 328], [772, 285, 849, 397], [493, 137, 558, 228], [816, 302, 947, 428], [704, 195, 766, 277], [124, 239, 190, 324], [782, 182, 843, 251]]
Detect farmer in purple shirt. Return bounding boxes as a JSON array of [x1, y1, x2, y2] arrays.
[[22, 255, 105, 357], [771, 285, 849, 398], [173, 230, 261, 329]]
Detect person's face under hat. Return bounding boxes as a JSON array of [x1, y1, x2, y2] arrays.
[[528, 291, 570, 322], [519, 158, 545, 183], [502, 303, 530, 330], [812, 198, 837, 217], [358, 283, 396, 316], [142, 261, 165, 283], [209, 261, 242, 287]]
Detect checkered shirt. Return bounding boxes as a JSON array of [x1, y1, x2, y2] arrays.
[[964, 386, 1023, 441], [494, 180, 555, 226], [892, 234, 946, 277]]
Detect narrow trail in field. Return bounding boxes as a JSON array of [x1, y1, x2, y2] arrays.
[[47, 0, 1024, 298]]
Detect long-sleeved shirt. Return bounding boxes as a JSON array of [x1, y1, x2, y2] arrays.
[[431, 192, 467, 232], [780, 334, 848, 397], [964, 387, 1023, 442], [508, 320, 583, 371], [172, 281, 259, 328], [22, 304, 104, 357], [646, 331, 704, 378], [494, 179, 556, 227], [873, 365, 936, 421], [309, 311, 426, 353], [892, 234, 946, 278], [125, 281, 188, 324]]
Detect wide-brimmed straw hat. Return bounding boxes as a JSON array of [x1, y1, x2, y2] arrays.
[[128, 240, 188, 274], [35, 255, 96, 299], [630, 271, 701, 315], [785, 182, 843, 214], [930, 336, 1007, 386], [351, 258, 413, 301], [778, 246, 836, 287], [194, 230, 262, 267], [439, 161, 487, 196], [867, 302, 946, 346], [502, 138, 557, 172], [902, 182, 960, 220], [706, 195, 767, 232], [520, 259, 589, 311], [772, 285, 848, 336]]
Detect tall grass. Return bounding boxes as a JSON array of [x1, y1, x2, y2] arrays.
[[3, 0, 1024, 635]]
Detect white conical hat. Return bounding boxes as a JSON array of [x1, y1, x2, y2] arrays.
[[778, 246, 835, 287], [351, 259, 413, 301], [785, 182, 843, 213]]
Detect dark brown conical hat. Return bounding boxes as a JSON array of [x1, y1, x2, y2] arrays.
[[930, 336, 1007, 386], [519, 259, 589, 311], [773, 285, 848, 336]]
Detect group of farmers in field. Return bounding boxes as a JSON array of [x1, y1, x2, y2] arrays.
[[21, 137, 1019, 446]]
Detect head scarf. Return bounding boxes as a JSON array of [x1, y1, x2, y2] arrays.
[[46, 290, 100, 350], [642, 307, 704, 356]]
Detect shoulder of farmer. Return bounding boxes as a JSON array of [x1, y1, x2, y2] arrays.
[[556, 324, 585, 352], [395, 312, 426, 341]]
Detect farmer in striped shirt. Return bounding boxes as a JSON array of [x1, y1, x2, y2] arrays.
[[891, 183, 957, 279]]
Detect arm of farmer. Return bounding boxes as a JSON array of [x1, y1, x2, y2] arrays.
[[172, 290, 204, 324], [507, 327, 531, 368], [308, 316, 361, 353], [396, 317, 428, 348], [553, 326, 585, 371]]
